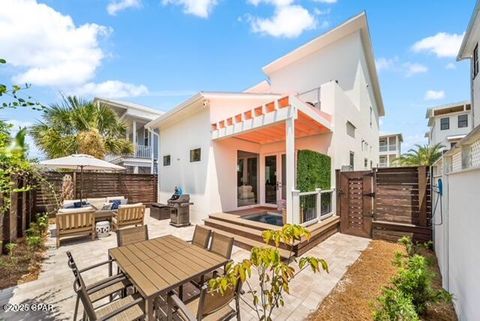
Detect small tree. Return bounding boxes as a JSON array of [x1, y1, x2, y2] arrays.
[[394, 143, 444, 166], [209, 224, 328, 321]]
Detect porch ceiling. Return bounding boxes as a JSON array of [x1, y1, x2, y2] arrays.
[[234, 111, 330, 144]]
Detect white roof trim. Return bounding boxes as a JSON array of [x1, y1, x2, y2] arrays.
[[262, 12, 384, 116], [94, 97, 164, 116], [458, 0, 480, 60]]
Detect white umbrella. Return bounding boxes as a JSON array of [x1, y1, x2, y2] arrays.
[[39, 154, 125, 203]]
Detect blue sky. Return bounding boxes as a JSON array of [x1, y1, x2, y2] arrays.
[[0, 0, 475, 156]]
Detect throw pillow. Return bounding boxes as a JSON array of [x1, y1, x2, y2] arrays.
[[110, 199, 122, 210], [101, 202, 113, 210]]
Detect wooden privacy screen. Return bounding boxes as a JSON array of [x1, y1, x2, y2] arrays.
[[337, 166, 432, 243], [35, 172, 158, 214]]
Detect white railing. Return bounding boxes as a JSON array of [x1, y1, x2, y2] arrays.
[[134, 144, 152, 159], [293, 188, 335, 226], [297, 87, 321, 110], [379, 145, 388, 152]]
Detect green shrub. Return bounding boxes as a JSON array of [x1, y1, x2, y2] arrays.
[[26, 236, 42, 250], [398, 236, 415, 257], [393, 255, 452, 315], [373, 287, 419, 321], [36, 213, 49, 235], [296, 150, 331, 192], [5, 242, 17, 257]]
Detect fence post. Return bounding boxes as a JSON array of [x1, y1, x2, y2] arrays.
[[418, 166, 427, 227], [10, 179, 18, 242], [315, 188, 322, 220], [291, 189, 300, 224]]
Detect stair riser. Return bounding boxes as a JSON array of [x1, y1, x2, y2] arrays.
[[207, 215, 269, 231]]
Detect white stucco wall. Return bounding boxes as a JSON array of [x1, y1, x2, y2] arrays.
[[435, 168, 480, 321], [430, 111, 472, 149], [473, 65, 480, 128]]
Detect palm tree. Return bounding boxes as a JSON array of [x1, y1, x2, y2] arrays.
[[394, 143, 444, 166], [31, 96, 133, 159]]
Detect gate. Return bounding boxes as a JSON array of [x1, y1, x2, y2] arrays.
[[336, 166, 432, 242], [336, 170, 374, 238]]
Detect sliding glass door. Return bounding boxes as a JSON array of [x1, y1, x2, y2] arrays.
[[237, 151, 259, 207]]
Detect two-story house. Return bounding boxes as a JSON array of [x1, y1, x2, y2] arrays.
[[425, 101, 473, 151], [146, 12, 384, 223], [378, 133, 403, 167], [95, 98, 163, 174]]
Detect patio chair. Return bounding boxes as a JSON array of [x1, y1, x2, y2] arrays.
[[112, 203, 146, 231], [74, 276, 145, 321], [190, 232, 234, 291], [66, 251, 132, 321], [56, 207, 96, 248], [189, 225, 211, 249], [166, 282, 242, 321], [117, 225, 149, 247]]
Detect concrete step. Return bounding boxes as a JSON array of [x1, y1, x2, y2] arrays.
[[202, 225, 293, 259]]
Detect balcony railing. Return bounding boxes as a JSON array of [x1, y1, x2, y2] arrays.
[[380, 145, 397, 152], [297, 87, 321, 110], [294, 188, 335, 226], [380, 145, 388, 152], [134, 144, 152, 159]]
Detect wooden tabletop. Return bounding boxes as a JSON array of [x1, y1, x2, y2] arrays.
[[109, 235, 229, 299]]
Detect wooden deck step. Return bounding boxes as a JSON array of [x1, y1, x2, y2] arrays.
[[204, 218, 265, 241], [201, 225, 292, 259], [208, 212, 276, 231]]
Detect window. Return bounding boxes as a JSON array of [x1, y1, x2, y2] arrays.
[[440, 117, 450, 130], [163, 155, 171, 166], [364, 158, 368, 168], [474, 44, 479, 79], [346, 121, 356, 138], [450, 142, 457, 149], [370, 107, 373, 128], [144, 129, 149, 146], [458, 114, 468, 128], [349, 151, 355, 170], [190, 148, 201, 162], [370, 160, 373, 169]]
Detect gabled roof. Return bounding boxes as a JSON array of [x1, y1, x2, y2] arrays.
[[262, 12, 385, 116], [458, 0, 480, 60], [94, 97, 164, 121]]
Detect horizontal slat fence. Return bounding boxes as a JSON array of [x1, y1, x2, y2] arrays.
[[35, 172, 158, 215], [373, 166, 431, 242]]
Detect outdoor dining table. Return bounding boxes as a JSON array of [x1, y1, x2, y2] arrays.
[[108, 234, 229, 321]]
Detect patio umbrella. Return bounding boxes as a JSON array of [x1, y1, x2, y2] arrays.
[[39, 154, 125, 203]]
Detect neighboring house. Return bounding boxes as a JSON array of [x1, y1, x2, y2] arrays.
[[95, 98, 163, 174], [425, 101, 473, 152], [147, 12, 384, 223], [458, 0, 480, 128], [378, 133, 403, 167]]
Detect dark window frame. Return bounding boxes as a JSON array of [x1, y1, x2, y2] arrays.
[[440, 117, 450, 130], [458, 114, 468, 128], [163, 155, 171, 166], [349, 151, 355, 170], [190, 148, 201, 162]]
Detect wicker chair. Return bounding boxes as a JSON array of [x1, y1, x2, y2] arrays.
[[112, 203, 145, 231], [190, 225, 211, 249], [116, 225, 149, 247], [74, 276, 145, 321], [66, 251, 132, 321], [56, 208, 96, 248], [167, 282, 242, 321]]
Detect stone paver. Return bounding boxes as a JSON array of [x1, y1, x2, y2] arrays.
[[0, 211, 370, 321]]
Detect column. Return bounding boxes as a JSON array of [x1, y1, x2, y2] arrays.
[[132, 120, 137, 156], [286, 110, 297, 224]]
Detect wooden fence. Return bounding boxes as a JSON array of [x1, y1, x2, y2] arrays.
[[35, 172, 158, 214], [337, 166, 432, 242]]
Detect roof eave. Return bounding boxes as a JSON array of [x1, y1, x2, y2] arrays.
[[457, 0, 480, 61]]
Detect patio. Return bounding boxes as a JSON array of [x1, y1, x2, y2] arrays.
[[0, 210, 369, 321]]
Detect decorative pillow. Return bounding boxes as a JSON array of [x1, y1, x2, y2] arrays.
[[110, 199, 122, 210], [120, 198, 128, 205], [101, 202, 113, 210], [73, 201, 88, 208]]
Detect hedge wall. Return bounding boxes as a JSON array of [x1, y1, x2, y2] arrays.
[[297, 150, 331, 192]]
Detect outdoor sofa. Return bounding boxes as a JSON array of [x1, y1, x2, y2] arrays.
[[56, 207, 96, 248]]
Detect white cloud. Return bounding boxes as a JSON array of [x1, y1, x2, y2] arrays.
[[74, 81, 149, 99], [162, 0, 218, 18], [424, 90, 445, 101], [107, 0, 141, 15], [445, 62, 456, 70], [249, 3, 317, 38], [0, 0, 110, 87], [404, 62, 428, 77], [375, 57, 397, 72], [412, 32, 464, 58], [313, 0, 337, 3]]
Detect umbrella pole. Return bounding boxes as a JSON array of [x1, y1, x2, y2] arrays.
[[80, 166, 84, 204]]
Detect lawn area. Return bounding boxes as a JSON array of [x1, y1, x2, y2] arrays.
[[308, 240, 457, 321]]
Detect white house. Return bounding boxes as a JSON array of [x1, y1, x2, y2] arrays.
[[458, 0, 480, 127], [147, 12, 384, 224], [425, 101, 473, 152], [95, 98, 163, 174], [378, 133, 403, 167]]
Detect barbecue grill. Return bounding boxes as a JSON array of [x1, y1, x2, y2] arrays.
[[168, 193, 193, 227]]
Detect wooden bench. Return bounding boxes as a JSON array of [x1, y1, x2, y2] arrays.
[[56, 207, 96, 248]]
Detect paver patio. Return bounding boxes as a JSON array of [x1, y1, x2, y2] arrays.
[[0, 210, 370, 321]]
